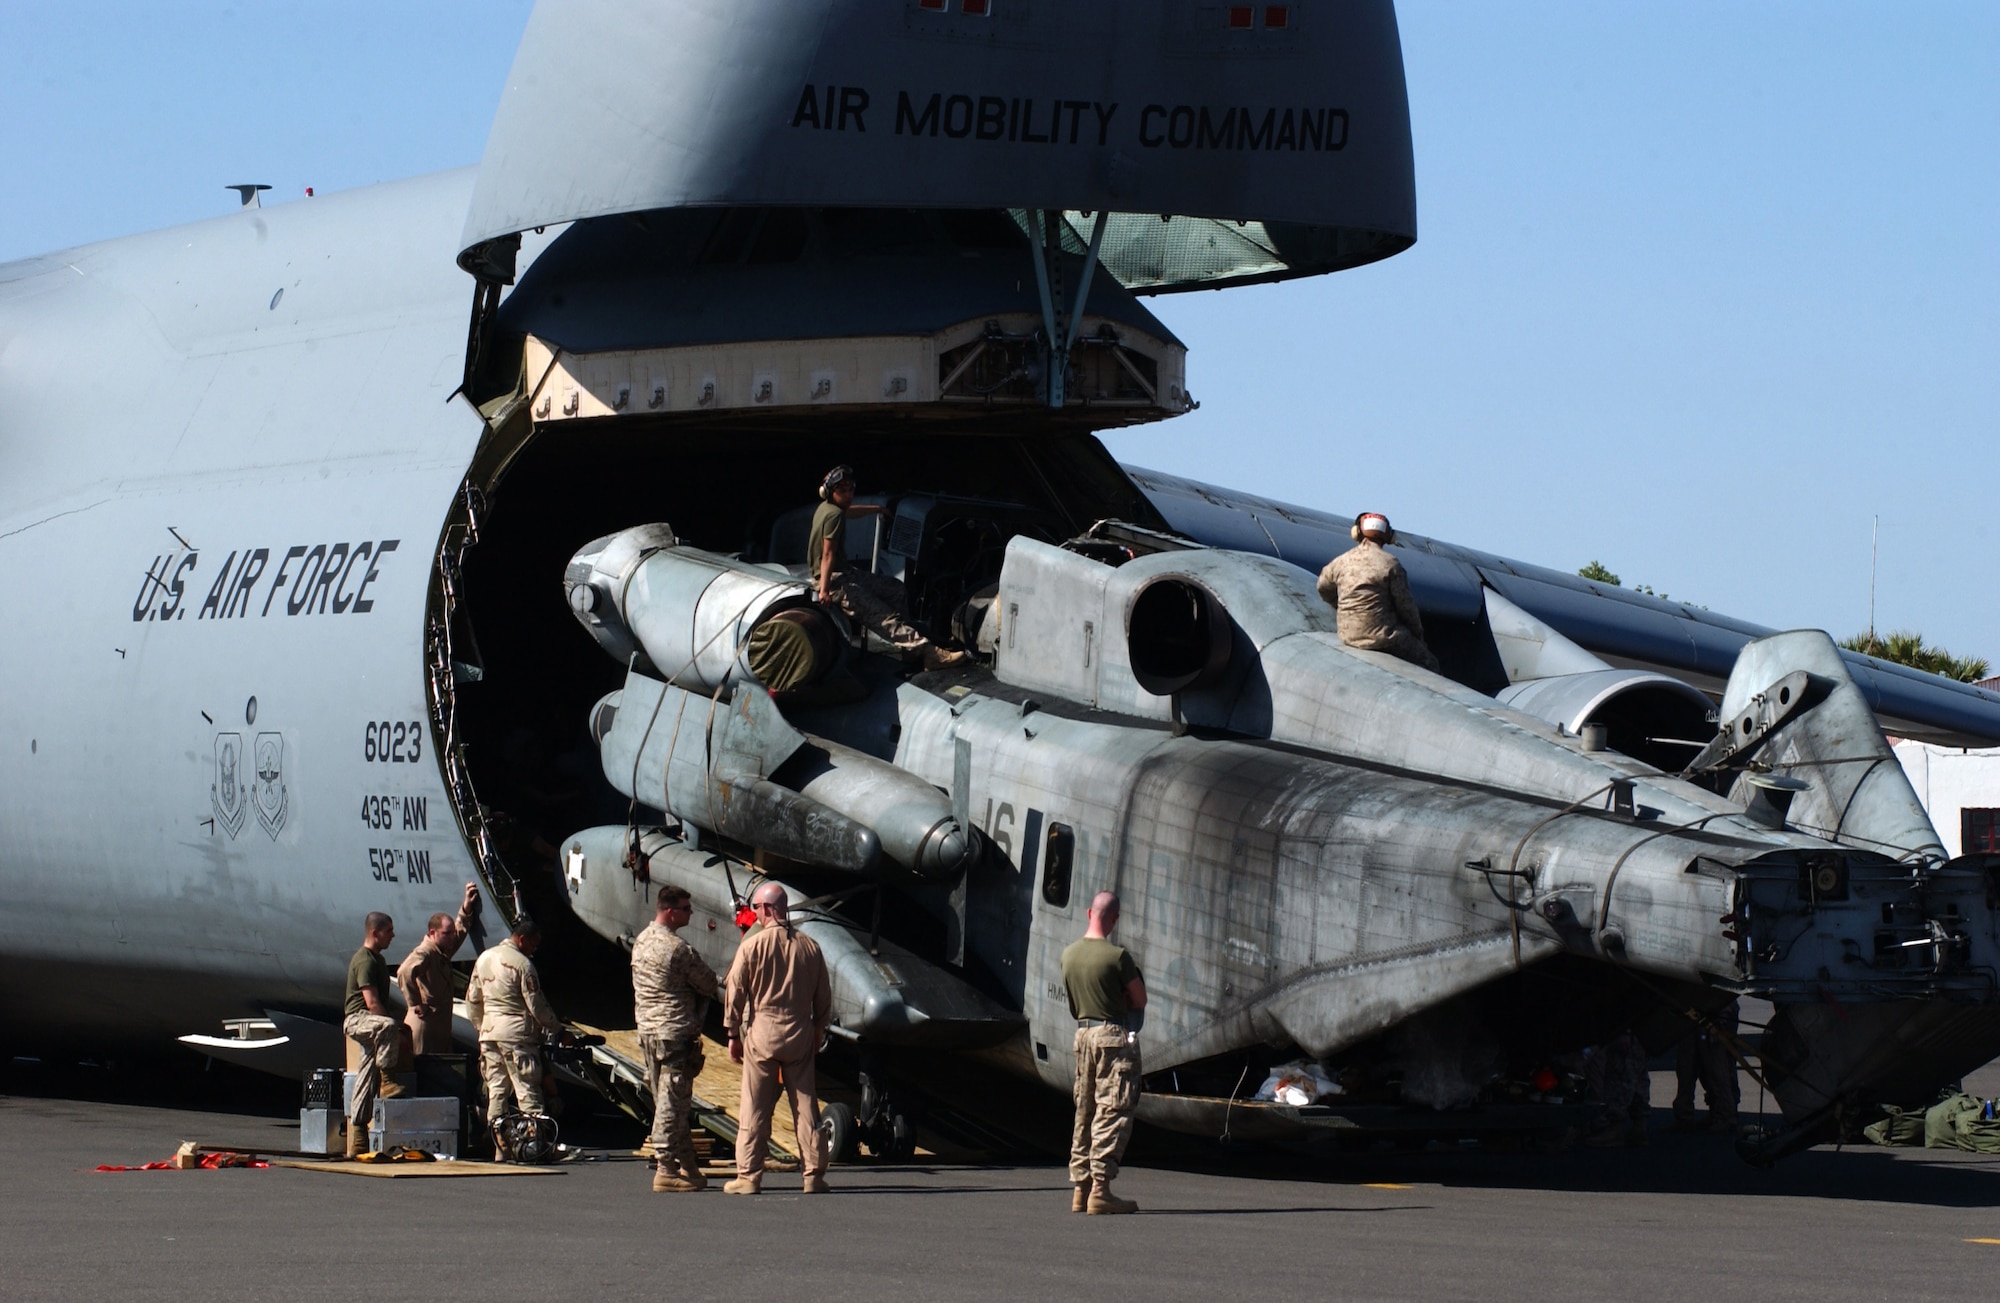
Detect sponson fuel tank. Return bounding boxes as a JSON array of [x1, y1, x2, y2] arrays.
[[561, 824, 1019, 1049], [566, 525, 842, 695], [574, 529, 971, 883]]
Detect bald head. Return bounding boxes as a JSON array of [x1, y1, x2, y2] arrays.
[[751, 882, 789, 923], [1085, 891, 1121, 940]]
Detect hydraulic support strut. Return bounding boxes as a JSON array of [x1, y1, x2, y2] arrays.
[[1028, 209, 1109, 408]]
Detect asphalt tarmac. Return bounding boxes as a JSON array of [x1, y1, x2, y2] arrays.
[[7, 1060, 2000, 1303]]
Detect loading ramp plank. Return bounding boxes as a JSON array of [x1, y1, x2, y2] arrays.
[[573, 1024, 799, 1166]]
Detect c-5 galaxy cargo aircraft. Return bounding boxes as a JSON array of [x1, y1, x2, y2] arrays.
[[6, 1, 2000, 1165]]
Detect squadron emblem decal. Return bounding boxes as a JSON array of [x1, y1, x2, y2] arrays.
[[253, 731, 289, 840], [211, 733, 246, 839]]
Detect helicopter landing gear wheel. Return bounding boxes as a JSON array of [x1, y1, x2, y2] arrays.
[[820, 1101, 857, 1163]]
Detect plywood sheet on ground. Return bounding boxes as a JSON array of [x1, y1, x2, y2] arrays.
[[273, 1159, 563, 1179]]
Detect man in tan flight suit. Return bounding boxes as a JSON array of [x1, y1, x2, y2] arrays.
[[722, 883, 833, 1195], [809, 465, 969, 671], [1060, 890, 1147, 1215], [1315, 511, 1441, 672], [632, 883, 721, 1192], [465, 915, 564, 1141], [342, 911, 406, 1158], [395, 882, 479, 1056]]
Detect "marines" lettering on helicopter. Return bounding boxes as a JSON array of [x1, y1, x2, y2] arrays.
[[130, 539, 400, 622]]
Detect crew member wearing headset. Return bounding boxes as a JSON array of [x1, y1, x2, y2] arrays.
[[1315, 511, 1441, 671], [807, 465, 968, 670]]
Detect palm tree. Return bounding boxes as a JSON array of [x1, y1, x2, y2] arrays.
[[1839, 630, 1990, 683]]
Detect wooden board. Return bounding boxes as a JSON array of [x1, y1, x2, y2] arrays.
[[272, 1159, 563, 1179], [581, 1024, 800, 1166]]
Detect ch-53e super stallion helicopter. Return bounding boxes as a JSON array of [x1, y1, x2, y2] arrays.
[[6, 0, 2000, 1166]]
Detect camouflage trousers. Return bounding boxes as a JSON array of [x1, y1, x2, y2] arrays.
[[1348, 627, 1441, 673], [641, 1034, 705, 1177], [479, 1039, 546, 1118], [1674, 1003, 1741, 1124], [829, 571, 930, 654], [1070, 1024, 1141, 1184], [1586, 1031, 1651, 1125], [342, 1011, 399, 1136]]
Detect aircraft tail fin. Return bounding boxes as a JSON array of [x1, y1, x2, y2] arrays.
[[1691, 630, 1943, 861]]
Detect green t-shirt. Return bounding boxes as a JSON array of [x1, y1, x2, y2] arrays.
[[344, 946, 389, 1019], [1061, 937, 1141, 1022], [806, 501, 846, 580]]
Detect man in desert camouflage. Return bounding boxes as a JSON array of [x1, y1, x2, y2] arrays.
[[632, 883, 721, 1192], [466, 915, 564, 1151]]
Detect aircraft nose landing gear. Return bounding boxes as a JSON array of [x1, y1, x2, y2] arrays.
[[854, 1065, 917, 1162]]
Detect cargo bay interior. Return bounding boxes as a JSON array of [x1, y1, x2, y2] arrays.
[[430, 206, 1192, 1029]]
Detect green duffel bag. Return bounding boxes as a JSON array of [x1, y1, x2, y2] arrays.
[[1922, 1094, 2000, 1152], [1862, 1105, 1924, 1147]]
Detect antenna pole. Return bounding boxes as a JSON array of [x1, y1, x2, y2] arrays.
[[1867, 514, 1879, 653]]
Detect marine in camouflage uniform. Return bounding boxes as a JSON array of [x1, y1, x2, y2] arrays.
[[465, 916, 563, 1138], [1060, 891, 1148, 1215], [341, 911, 404, 1158], [1315, 512, 1441, 672], [631, 884, 721, 1192], [1673, 998, 1741, 1133], [1585, 1029, 1652, 1147]]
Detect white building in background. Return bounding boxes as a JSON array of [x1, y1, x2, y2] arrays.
[[1894, 739, 2000, 857], [1889, 676, 2000, 857]]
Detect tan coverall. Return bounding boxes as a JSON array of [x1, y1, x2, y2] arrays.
[[466, 942, 562, 1118], [395, 930, 465, 1056], [1315, 538, 1441, 671], [724, 922, 832, 1180], [631, 920, 720, 1179]]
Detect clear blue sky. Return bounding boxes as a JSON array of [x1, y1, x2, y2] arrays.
[[4, 2, 1994, 660]]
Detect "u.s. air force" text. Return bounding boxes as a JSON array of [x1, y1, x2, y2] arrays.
[[792, 85, 1348, 153], [131, 540, 400, 623]]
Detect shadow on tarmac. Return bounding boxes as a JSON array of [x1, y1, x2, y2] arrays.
[[0, 1050, 649, 1151], [10, 1052, 2000, 1210], [1123, 1113, 2000, 1210]]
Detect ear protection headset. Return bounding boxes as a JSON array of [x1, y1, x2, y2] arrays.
[[1350, 512, 1394, 544], [819, 465, 855, 501]]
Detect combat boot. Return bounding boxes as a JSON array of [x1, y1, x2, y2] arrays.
[[378, 1077, 407, 1100], [652, 1168, 698, 1193], [723, 1174, 762, 1195], [801, 1172, 829, 1194], [1071, 1182, 1088, 1213], [1086, 1179, 1137, 1215], [1583, 1120, 1626, 1148]]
